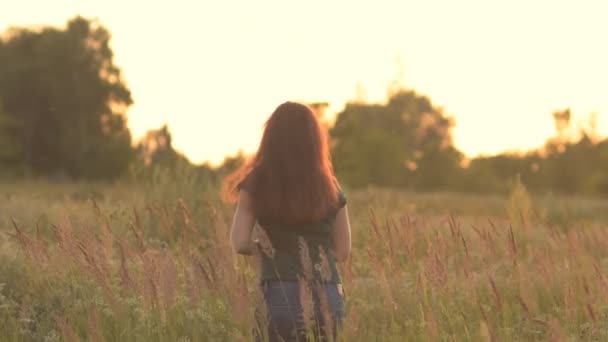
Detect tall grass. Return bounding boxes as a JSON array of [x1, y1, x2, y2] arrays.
[[1, 179, 608, 341]]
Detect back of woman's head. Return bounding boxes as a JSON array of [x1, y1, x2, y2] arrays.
[[223, 101, 339, 225]]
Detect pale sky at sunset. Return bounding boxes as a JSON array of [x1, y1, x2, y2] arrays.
[[2, 1, 607, 165]]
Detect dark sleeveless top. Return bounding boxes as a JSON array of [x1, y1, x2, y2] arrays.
[[238, 181, 347, 284]]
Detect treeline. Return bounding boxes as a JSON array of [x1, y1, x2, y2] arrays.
[[0, 17, 221, 182], [0, 17, 133, 179], [331, 97, 608, 196], [1, 17, 607, 196]]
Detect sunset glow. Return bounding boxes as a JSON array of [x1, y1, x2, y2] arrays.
[[3, 0, 607, 165]]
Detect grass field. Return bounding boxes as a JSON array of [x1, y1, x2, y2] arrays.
[[1, 179, 608, 341]]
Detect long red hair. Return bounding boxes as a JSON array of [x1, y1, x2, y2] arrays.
[[223, 101, 339, 225]]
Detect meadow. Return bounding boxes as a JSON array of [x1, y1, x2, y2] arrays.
[[1, 178, 608, 341]]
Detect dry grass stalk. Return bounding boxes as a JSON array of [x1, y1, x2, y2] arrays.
[[55, 315, 80, 342], [118, 240, 136, 295], [582, 276, 591, 296], [484, 227, 497, 250], [563, 282, 576, 322], [447, 214, 460, 242], [229, 268, 251, 324], [208, 205, 233, 261], [486, 274, 502, 310], [87, 304, 103, 342], [35, 221, 45, 241], [11, 219, 51, 264], [151, 203, 175, 242], [298, 276, 314, 333], [586, 303, 597, 322], [581, 277, 597, 321], [593, 263, 608, 301], [89, 227, 112, 285], [519, 209, 528, 230], [425, 307, 439, 342], [196, 259, 214, 289], [488, 218, 501, 238], [479, 320, 492, 342], [132, 207, 144, 242], [129, 222, 146, 254], [471, 224, 494, 258], [76, 240, 117, 311], [315, 282, 335, 341], [317, 246, 332, 282], [92, 199, 114, 261], [299, 237, 313, 281], [254, 285, 270, 342], [182, 263, 200, 305], [399, 215, 417, 264], [462, 254, 472, 280], [254, 224, 275, 259], [337, 257, 354, 285], [385, 219, 396, 266], [435, 230, 448, 261], [508, 224, 518, 268], [425, 251, 447, 290], [178, 198, 196, 235], [137, 251, 161, 315], [477, 302, 496, 342], [178, 199, 204, 252], [343, 301, 360, 340], [206, 256, 219, 285], [517, 294, 532, 320], [471, 224, 484, 240], [548, 317, 566, 342], [416, 270, 427, 304], [367, 247, 395, 311], [565, 230, 581, 256], [369, 208, 382, 239], [546, 223, 561, 244], [536, 252, 554, 287], [159, 252, 179, 312], [48, 222, 94, 272]]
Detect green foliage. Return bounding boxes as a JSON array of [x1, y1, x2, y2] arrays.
[[0, 101, 23, 176], [134, 125, 185, 171], [0, 17, 133, 180], [451, 114, 608, 197], [129, 124, 222, 214], [506, 175, 533, 224], [2, 15, 608, 198], [330, 90, 608, 196], [331, 104, 406, 187], [331, 90, 462, 190]]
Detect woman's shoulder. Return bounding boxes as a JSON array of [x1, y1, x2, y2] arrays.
[[237, 174, 254, 193], [334, 177, 347, 208]]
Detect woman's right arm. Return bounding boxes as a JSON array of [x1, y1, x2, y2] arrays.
[[230, 190, 256, 255], [332, 205, 352, 262]]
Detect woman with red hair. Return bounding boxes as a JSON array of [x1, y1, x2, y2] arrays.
[[225, 101, 351, 341]]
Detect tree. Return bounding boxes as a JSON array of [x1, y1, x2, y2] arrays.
[[460, 153, 545, 194], [552, 108, 572, 143], [0, 100, 22, 174], [331, 90, 463, 189], [135, 124, 188, 168], [457, 108, 608, 197], [0, 17, 133, 179]]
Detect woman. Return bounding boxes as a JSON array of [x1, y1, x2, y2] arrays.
[[225, 101, 352, 342]]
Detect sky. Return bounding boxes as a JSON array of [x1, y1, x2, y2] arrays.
[[2, 0, 607, 165]]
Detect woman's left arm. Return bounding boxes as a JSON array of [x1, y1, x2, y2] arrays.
[[230, 190, 256, 255], [332, 205, 352, 262]]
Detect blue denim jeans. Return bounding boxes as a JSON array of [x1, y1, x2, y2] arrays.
[[254, 281, 345, 342]]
